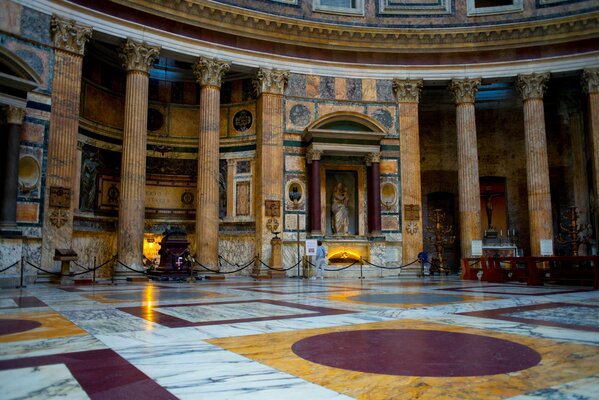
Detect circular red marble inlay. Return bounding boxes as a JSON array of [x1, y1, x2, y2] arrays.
[[0, 319, 42, 336], [291, 329, 541, 377]]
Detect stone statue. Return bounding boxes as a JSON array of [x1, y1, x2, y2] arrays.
[[331, 182, 349, 235], [80, 152, 100, 211]]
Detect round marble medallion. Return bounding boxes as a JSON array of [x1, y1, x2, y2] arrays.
[[0, 319, 42, 336]]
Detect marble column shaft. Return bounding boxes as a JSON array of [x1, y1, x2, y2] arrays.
[[193, 57, 230, 270], [254, 68, 288, 267], [449, 78, 482, 258], [42, 16, 91, 269], [583, 68, 599, 247], [307, 150, 322, 234], [516, 73, 553, 256], [117, 40, 160, 271], [394, 78, 424, 265], [0, 106, 26, 230], [366, 154, 382, 234]]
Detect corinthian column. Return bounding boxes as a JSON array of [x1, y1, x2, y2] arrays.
[[582, 68, 599, 248], [192, 57, 230, 271], [42, 16, 92, 270], [254, 68, 288, 276], [393, 78, 423, 266], [516, 73, 553, 256], [116, 39, 160, 275], [0, 106, 26, 234], [448, 78, 482, 258]]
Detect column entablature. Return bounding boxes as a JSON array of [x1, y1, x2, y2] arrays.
[[254, 68, 289, 96], [50, 15, 92, 56], [448, 78, 481, 105], [516, 73, 550, 100], [392, 78, 423, 103], [582, 68, 599, 94], [119, 39, 161, 74], [192, 57, 231, 88]]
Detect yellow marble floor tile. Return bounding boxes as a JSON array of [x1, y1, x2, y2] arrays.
[[0, 312, 87, 343], [208, 319, 599, 400], [326, 291, 495, 308]]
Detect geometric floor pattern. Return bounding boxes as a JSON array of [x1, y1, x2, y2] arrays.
[[1, 276, 598, 399]]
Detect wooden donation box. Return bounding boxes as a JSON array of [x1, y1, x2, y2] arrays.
[[156, 230, 190, 275]]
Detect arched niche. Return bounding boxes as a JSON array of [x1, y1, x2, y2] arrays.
[[0, 47, 41, 108]]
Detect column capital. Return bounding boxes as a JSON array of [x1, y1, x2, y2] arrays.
[[50, 15, 92, 55], [516, 72, 550, 100], [306, 148, 323, 164], [365, 152, 381, 166], [448, 78, 481, 105], [582, 68, 599, 94], [392, 78, 423, 103], [119, 39, 160, 74], [253, 67, 289, 96], [1, 105, 26, 125], [192, 56, 231, 88]]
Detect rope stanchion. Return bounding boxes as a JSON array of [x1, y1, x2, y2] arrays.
[[362, 258, 419, 270], [256, 258, 300, 273], [218, 255, 256, 269], [0, 260, 19, 274], [18, 258, 25, 288], [116, 260, 147, 275], [192, 258, 254, 274], [26, 260, 63, 276]]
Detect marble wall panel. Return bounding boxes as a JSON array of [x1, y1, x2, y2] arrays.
[[220, 107, 229, 138], [169, 106, 199, 137], [376, 80, 395, 102], [367, 104, 397, 134], [0, 238, 22, 275], [229, 104, 256, 137], [82, 84, 125, 129], [346, 78, 363, 101], [21, 121, 45, 143], [20, 6, 51, 44], [306, 75, 320, 98], [16, 203, 39, 223], [382, 215, 400, 231], [72, 232, 117, 279], [317, 103, 365, 119], [284, 213, 305, 231], [287, 73, 307, 97], [380, 159, 398, 175], [334, 78, 347, 100], [362, 79, 378, 101], [285, 155, 306, 173], [0, 1, 22, 35], [285, 101, 315, 132], [219, 234, 255, 273]]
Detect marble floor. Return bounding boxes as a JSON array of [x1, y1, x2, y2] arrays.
[[1, 276, 599, 399]]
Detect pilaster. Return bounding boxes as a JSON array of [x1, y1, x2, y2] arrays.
[[516, 72, 553, 256], [393, 78, 424, 266], [116, 39, 160, 275], [192, 56, 230, 270], [253, 67, 289, 274], [41, 16, 91, 271], [582, 68, 599, 249]]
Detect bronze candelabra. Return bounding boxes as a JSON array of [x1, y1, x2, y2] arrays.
[[425, 209, 455, 275], [556, 206, 590, 256]]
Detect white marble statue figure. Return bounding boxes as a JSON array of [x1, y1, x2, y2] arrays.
[[331, 182, 350, 235]]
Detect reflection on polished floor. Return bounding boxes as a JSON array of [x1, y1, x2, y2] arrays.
[[1, 276, 598, 399]]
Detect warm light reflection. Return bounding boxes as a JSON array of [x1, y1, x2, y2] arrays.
[[144, 286, 156, 329], [328, 250, 362, 263]]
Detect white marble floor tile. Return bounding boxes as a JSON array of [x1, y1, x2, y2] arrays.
[[0, 364, 90, 400]]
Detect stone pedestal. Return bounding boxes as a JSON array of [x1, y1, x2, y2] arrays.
[[148, 230, 191, 280], [449, 78, 482, 258], [393, 79, 424, 267], [516, 73, 553, 256], [270, 237, 285, 278], [192, 57, 230, 272]]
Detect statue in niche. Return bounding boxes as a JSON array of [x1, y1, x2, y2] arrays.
[[331, 182, 350, 235], [483, 191, 501, 229], [80, 152, 100, 211]]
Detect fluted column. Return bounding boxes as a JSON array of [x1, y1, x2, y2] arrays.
[[42, 16, 92, 269], [516, 73, 553, 256], [582, 68, 599, 248], [307, 149, 323, 235], [366, 152, 382, 235], [254, 68, 288, 274], [393, 78, 423, 265], [192, 57, 230, 270], [449, 78, 482, 258], [116, 39, 160, 274], [0, 106, 26, 234]]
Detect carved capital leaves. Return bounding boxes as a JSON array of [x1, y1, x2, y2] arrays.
[[254, 68, 289, 95], [392, 78, 423, 103], [306, 148, 322, 164], [192, 57, 231, 88], [119, 39, 161, 73], [582, 68, 599, 94], [365, 152, 381, 166], [448, 78, 481, 105], [50, 15, 92, 55], [2, 105, 26, 125], [516, 73, 550, 100]]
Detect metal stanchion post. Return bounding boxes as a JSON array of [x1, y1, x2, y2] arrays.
[[17, 257, 26, 288], [359, 257, 364, 280], [111, 258, 115, 285], [93, 257, 96, 284]]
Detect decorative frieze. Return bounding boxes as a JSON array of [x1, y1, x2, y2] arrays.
[[254, 68, 289, 96], [192, 57, 231, 88], [448, 78, 481, 105], [2, 105, 26, 125], [516, 73, 550, 100], [50, 15, 92, 55], [119, 39, 161, 73], [582, 68, 599, 94], [392, 79, 423, 103]]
